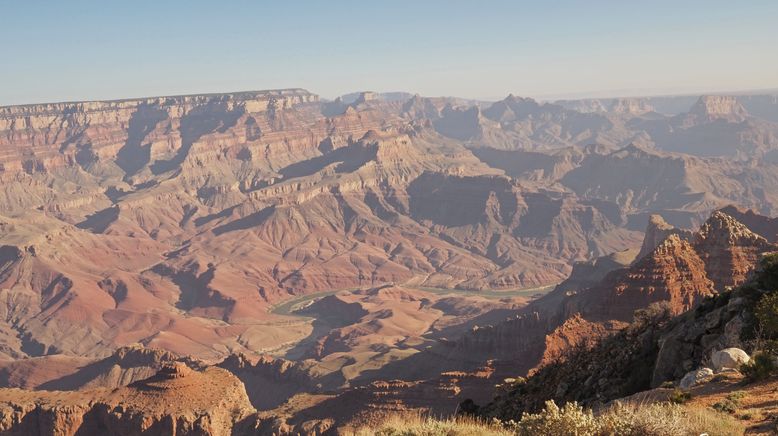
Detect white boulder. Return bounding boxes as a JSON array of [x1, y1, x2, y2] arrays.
[[712, 348, 750, 372], [679, 367, 714, 389]]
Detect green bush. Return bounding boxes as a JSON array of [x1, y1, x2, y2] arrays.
[[755, 292, 778, 337], [712, 399, 738, 414], [757, 253, 778, 291], [711, 392, 747, 416], [669, 389, 692, 404], [740, 352, 776, 382]]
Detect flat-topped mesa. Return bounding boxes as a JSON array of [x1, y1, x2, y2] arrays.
[[609, 98, 654, 115], [354, 91, 379, 105], [689, 95, 748, 121], [0, 88, 318, 121], [0, 88, 368, 185]]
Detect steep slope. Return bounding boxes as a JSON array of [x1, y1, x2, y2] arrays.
[[477, 251, 778, 421], [448, 210, 775, 377]]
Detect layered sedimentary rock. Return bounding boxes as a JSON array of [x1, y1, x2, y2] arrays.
[[689, 95, 749, 121], [718, 205, 778, 242], [0, 345, 196, 391], [3, 87, 778, 433], [253, 363, 499, 434], [0, 89, 655, 361], [0, 364, 255, 436], [635, 214, 695, 260], [693, 211, 775, 291], [443, 210, 776, 377]]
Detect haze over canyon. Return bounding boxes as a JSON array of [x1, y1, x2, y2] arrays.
[[2, 86, 778, 434]]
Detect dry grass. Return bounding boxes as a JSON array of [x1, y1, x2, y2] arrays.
[[354, 401, 744, 436], [352, 413, 512, 436], [602, 402, 744, 436]]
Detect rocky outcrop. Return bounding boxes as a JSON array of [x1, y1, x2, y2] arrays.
[[577, 234, 715, 321], [693, 211, 775, 291], [609, 98, 654, 115], [711, 348, 750, 371], [217, 354, 321, 411], [477, 251, 778, 420], [446, 210, 775, 387], [0, 365, 255, 435], [0, 344, 199, 391], [253, 363, 499, 434], [719, 205, 778, 242], [635, 214, 694, 261], [689, 95, 749, 121], [678, 367, 714, 389]]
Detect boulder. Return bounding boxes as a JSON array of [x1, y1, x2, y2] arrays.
[[679, 367, 714, 389], [712, 348, 750, 371]]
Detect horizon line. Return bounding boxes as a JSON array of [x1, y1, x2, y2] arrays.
[[2, 86, 778, 109]]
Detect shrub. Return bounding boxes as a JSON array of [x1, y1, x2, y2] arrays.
[[755, 292, 778, 337], [660, 381, 675, 388], [601, 402, 743, 436], [757, 253, 778, 291], [669, 388, 692, 404], [633, 301, 674, 326], [507, 401, 602, 436], [740, 352, 776, 382], [369, 414, 511, 436], [506, 401, 744, 436], [712, 399, 738, 414], [367, 402, 744, 436], [712, 391, 747, 413]]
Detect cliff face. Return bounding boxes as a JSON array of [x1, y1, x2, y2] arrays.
[[635, 214, 695, 261], [447, 210, 776, 378], [718, 205, 778, 243], [0, 89, 318, 180], [577, 234, 715, 321], [0, 364, 255, 436], [609, 98, 654, 115], [252, 364, 499, 434], [694, 211, 774, 291], [689, 95, 749, 121], [479, 252, 778, 420]]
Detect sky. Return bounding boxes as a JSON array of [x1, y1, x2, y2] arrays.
[[2, 0, 777, 105]]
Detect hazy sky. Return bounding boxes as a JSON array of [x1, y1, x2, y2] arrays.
[[2, 1, 777, 105]]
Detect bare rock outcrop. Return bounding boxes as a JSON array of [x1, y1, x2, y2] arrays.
[[694, 211, 774, 291], [0, 365, 255, 435], [690, 95, 749, 121], [635, 214, 694, 261]]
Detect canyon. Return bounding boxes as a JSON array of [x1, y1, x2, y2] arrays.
[[2, 88, 778, 434]]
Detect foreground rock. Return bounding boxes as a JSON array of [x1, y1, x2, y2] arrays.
[[679, 367, 714, 389], [712, 348, 750, 372], [0, 365, 255, 435]]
